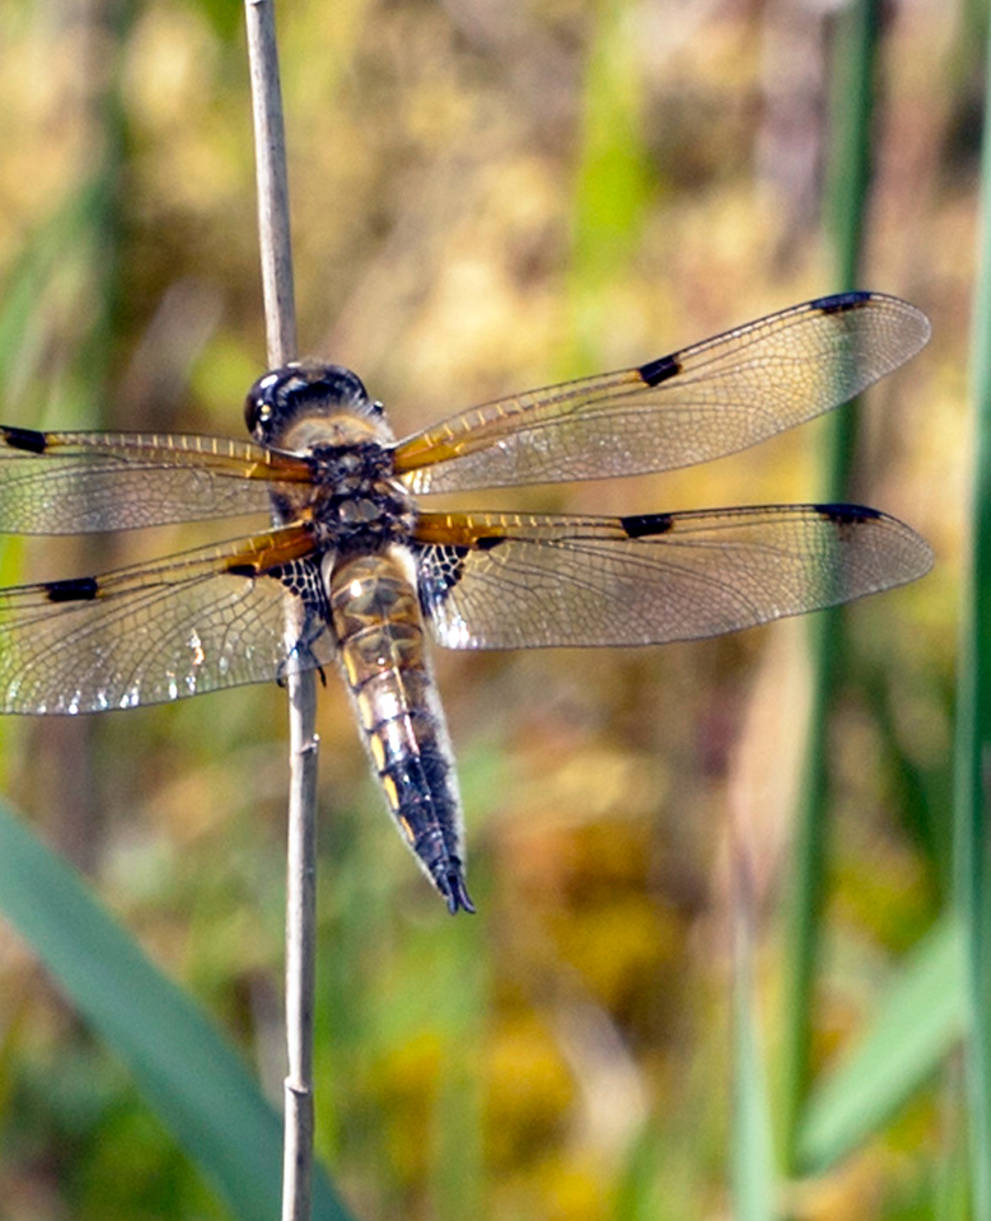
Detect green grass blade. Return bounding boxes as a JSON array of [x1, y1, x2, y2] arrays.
[[796, 915, 964, 1174], [0, 798, 354, 1221], [825, 0, 881, 298], [777, 0, 881, 1172], [732, 906, 777, 1220], [571, 12, 649, 274], [0, 176, 106, 397], [935, 1056, 972, 1221], [567, 0, 650, 370], [953, 5, 991, 1215]]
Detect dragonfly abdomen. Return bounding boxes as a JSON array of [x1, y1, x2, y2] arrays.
[[330, 550, 473, 914]]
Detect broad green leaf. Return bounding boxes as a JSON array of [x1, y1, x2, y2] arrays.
[[797, 915, 964, 1174], [0, 797, 354, 1221]]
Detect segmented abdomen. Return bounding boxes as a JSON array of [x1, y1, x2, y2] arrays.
[[329, 547, 472, 913]]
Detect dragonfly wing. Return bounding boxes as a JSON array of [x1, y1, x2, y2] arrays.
[[395, 293, 930, 493], [0, 428, 312, 533], [413, 506, 933, 649], [0, 527, 335, 713]]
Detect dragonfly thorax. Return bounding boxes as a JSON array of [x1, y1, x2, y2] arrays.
[[273, 441, 416, 554], [245, 359, 413, 551]]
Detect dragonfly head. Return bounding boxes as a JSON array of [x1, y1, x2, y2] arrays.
[[245, 361, 390, 451]]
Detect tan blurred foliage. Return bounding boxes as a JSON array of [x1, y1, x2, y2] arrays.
[[0, 0, 966, 1217]]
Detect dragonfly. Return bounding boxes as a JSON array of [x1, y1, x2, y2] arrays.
[[0, 290, 932, 912]]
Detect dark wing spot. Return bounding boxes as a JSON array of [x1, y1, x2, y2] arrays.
[[45, 576, 99, 602], [415, 544, 468, 618], [474, 535, 505, 552], [815, 503, 882, 525], [808, 291, 872, 314], [620, 513, 675, 539], [226, 562, 258, 579], [2, 426, 48, 454], [268, 557, 331, 624], [637, 353, 682, 387]]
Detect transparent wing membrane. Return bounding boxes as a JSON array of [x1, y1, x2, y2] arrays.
[[396, 293, 930, 493], [0, 429, 311, 534], [414, 505, 933, 649], [0, 528, 333, 713], [0, 293, 933, 710]]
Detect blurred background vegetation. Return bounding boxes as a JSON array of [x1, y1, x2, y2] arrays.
[[0, 0, 972, 1217]]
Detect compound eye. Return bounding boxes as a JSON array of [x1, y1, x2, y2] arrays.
[[244, 370, 284, 438], [244, 361, 371, 441], [243, 394, 258, 435]]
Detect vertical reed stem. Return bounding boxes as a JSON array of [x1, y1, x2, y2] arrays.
[[954, 9, 991, 1215], [243, 5, 319, 1218], [777, 0, 880, 1177]]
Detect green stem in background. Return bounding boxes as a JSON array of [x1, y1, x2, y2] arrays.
[[731, 843, 776, 1220], [776, 0, 881, 1178], [954, 7, 991, 1217], [826, 0, 879, 303], [568, 0, 649, 375]]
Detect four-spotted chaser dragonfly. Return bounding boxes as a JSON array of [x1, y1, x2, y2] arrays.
[[0, 291, 932, 912]]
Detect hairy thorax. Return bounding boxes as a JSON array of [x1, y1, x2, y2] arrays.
[[271, 441, 416, 555], [243, 362, 417, 555]]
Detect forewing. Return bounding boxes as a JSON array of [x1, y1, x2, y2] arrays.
[[395, 293, 930, 493], [414, 506, 933, 649], [0, 527, 335, 713], [0, 428, 312, 533]]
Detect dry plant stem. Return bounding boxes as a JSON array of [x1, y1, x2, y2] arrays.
[[281, 667, 319, 1221], [246, 0, 297, 368], [244, 3, 318, 1220]]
